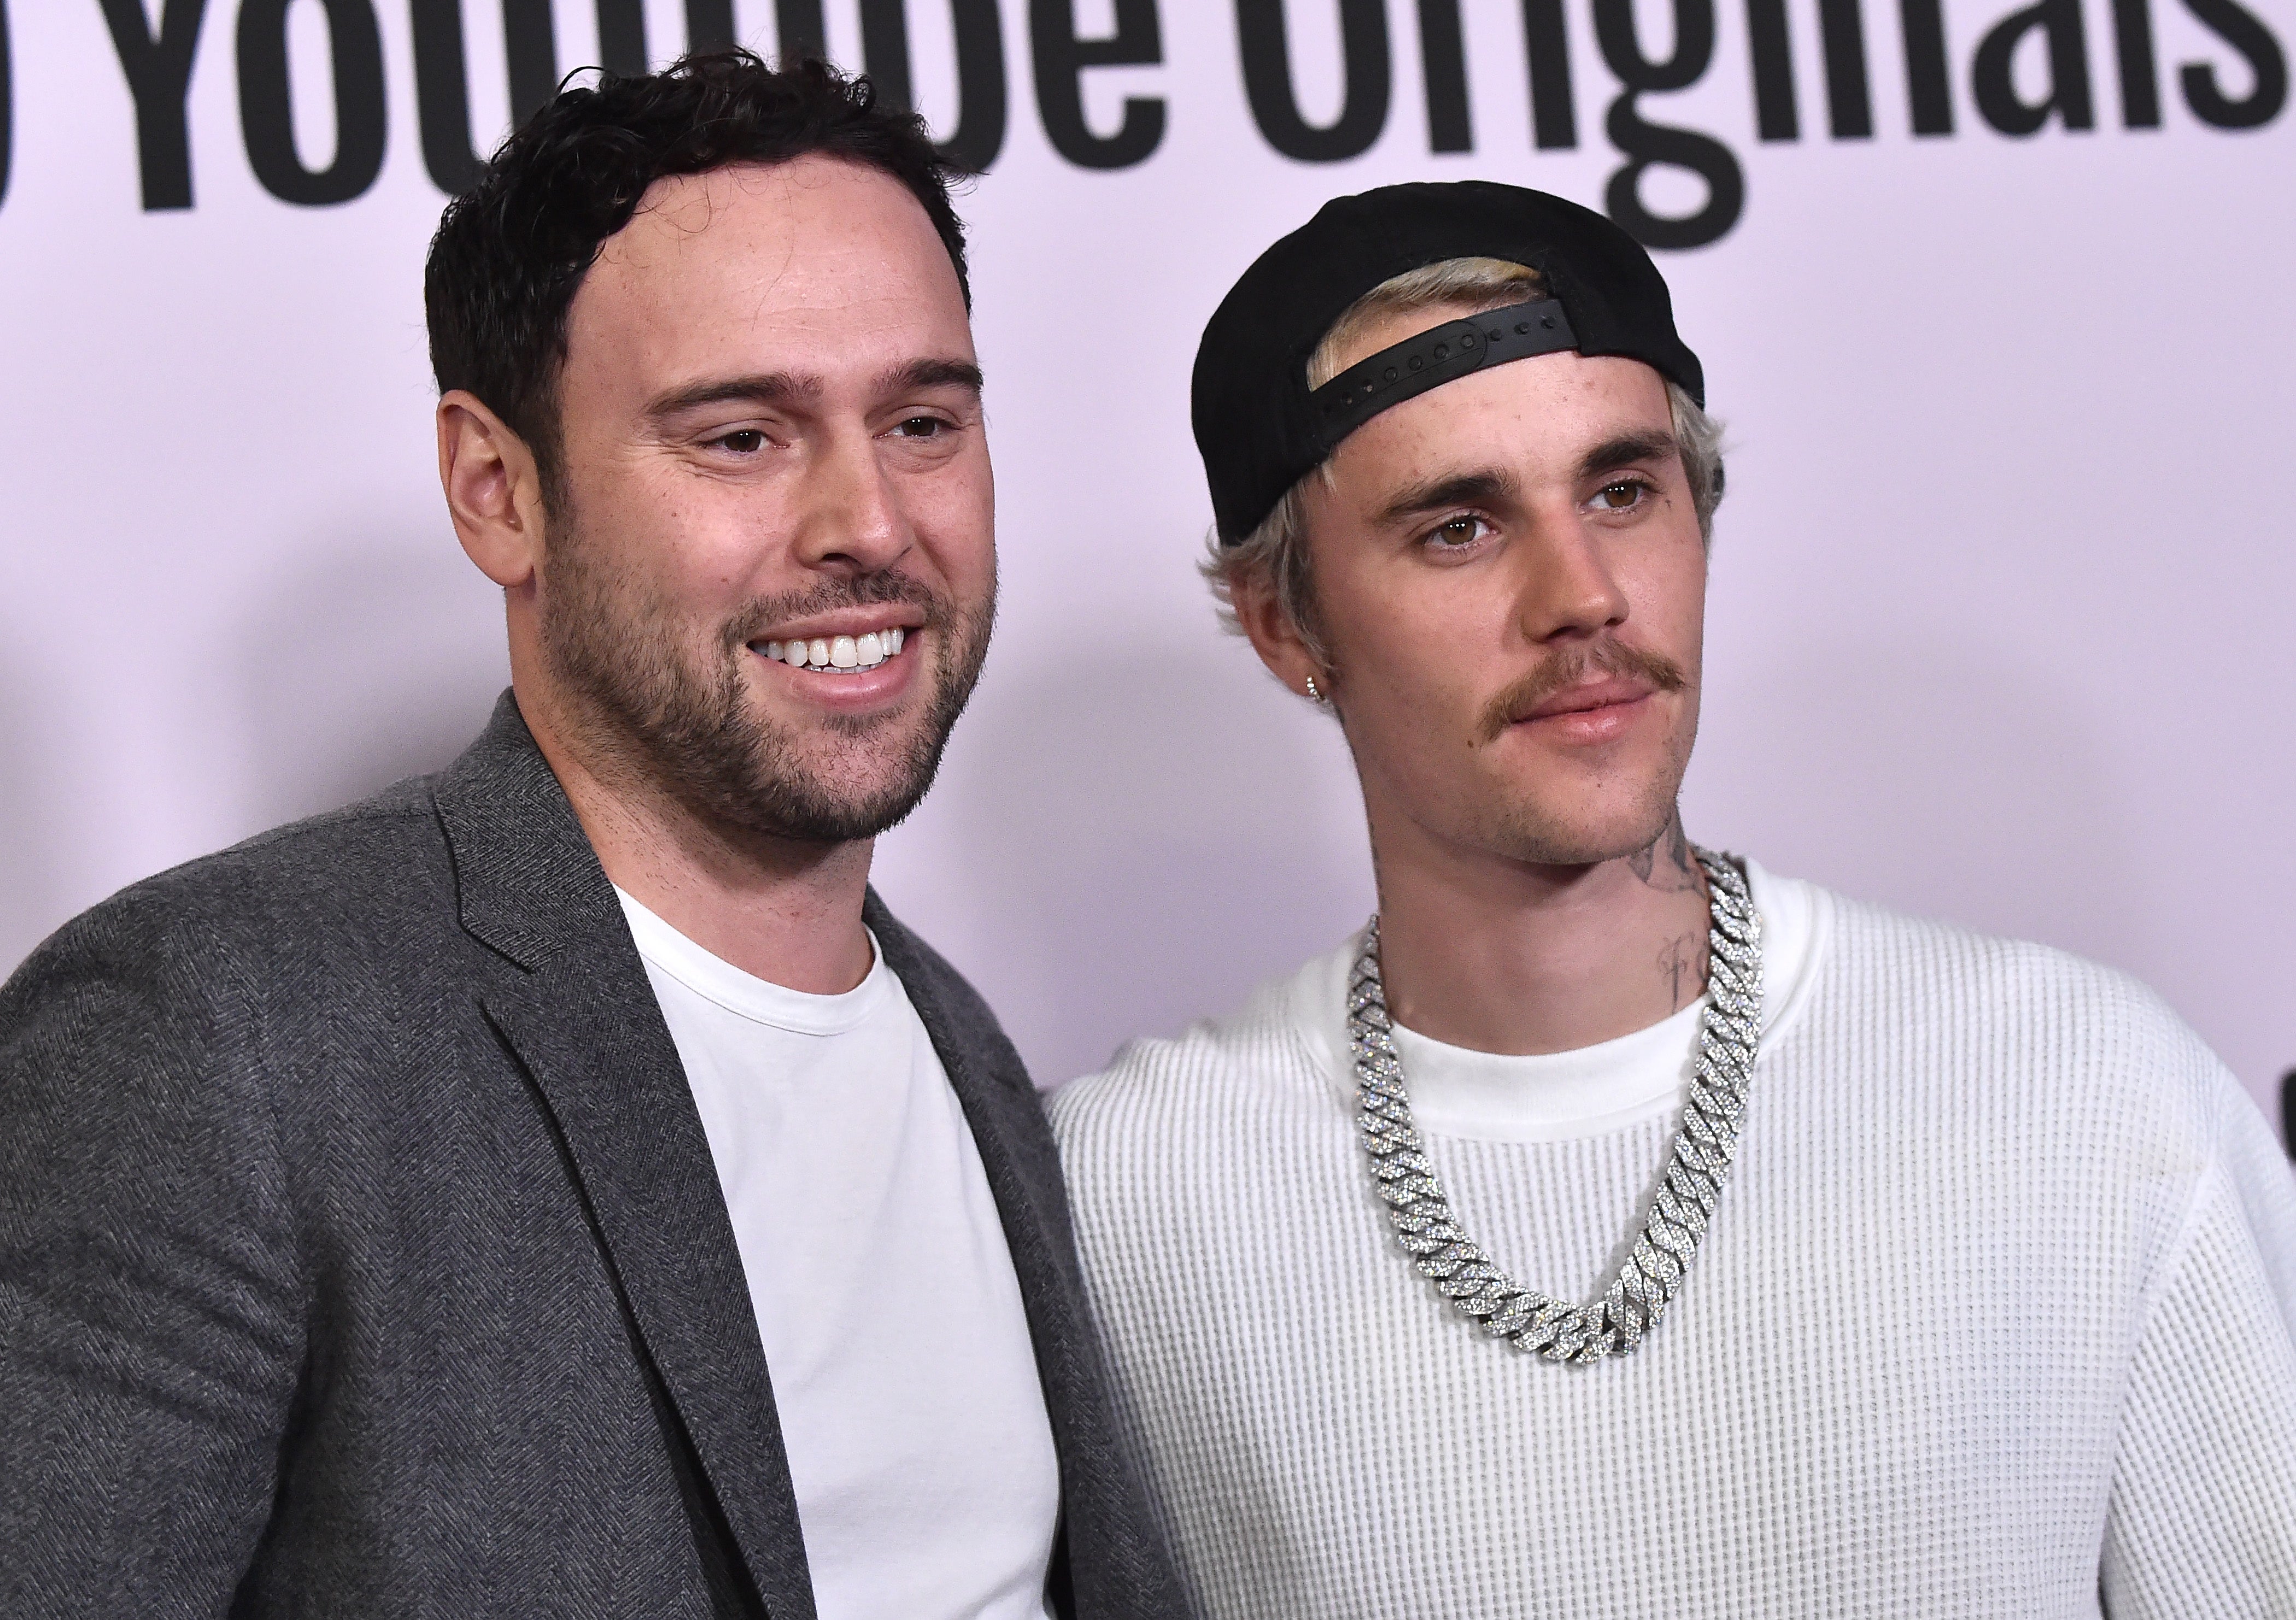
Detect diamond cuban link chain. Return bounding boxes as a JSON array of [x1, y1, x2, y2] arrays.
[[1350, 848, 1764, 1363]]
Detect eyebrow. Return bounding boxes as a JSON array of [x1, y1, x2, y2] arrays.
[[645, 372, 818, 418], [1375, 468, 1519, 528], [642, 356, 984, 420], [1577, 430, 1680, 481], [880, 356, 985, 398]]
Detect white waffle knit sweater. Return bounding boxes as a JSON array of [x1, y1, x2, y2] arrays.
[[1050, 867, 2296, 1619]]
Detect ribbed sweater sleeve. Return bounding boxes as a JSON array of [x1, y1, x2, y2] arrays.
[[2101, 1086, 2296, 1618]]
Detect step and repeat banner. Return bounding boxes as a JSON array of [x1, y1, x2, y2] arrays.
[[1, 1, 2289, 1114]]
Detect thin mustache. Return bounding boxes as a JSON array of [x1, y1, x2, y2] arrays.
[[1475, 641, 1689, 744]]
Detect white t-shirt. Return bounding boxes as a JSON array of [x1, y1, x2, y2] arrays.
[[617, 890, 1059, 1620], [1386, 862, 1819, 1142]]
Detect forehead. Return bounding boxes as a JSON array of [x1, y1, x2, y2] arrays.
[[565, 155, 971, 379], [1325, 305, 1676, 488]]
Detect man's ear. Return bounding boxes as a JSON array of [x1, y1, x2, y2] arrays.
[[437, 390, 549, 589], [1229, 564, 1328, 704]]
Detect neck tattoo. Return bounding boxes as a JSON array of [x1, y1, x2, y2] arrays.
[[1349, 846, 1764, 1362]]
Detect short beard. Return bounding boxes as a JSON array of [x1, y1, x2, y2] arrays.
[[538, 520, 993, 848]]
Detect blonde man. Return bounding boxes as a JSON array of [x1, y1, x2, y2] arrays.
[[1051, 182, 2296, 1618]]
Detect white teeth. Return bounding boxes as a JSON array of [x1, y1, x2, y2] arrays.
[[769, 627, 907, 671]]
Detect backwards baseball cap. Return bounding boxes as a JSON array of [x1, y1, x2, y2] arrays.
[[1193, 180, 1704, 545]]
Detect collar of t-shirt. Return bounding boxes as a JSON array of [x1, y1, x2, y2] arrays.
[[613, 886, 891, 1035], [1297, 861, 1831, 1144]]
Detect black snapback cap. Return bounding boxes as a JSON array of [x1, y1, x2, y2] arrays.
[[1192, 180, 1704, 545]]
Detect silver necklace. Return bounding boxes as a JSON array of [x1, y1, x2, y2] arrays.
[[1350, 848, 1764, 1362]]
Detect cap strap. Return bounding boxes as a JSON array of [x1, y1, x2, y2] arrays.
[[1307, 296, 1578, 456]]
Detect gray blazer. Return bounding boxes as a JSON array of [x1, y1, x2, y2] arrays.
[[0, 694, 1184, 1619]]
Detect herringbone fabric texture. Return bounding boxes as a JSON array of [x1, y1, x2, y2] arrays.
[[0, 693, 1184, 1620]]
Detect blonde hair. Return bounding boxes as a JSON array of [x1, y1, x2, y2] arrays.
[[1203, 257, 1725, 668]]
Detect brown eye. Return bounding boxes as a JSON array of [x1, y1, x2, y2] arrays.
[[1430, 516, 1483, 547], [717, 430, 765, 454], [1596, 481, 1644, 509]]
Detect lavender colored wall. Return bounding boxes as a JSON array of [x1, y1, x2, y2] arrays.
[[2, 1, 2288, 1120]]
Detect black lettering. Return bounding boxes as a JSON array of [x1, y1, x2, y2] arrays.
[[505, 0, 558, 125], [1418, 0, 1472, 151], [409, 0, 484, 194], [1594, 0, 1742, 247], [1595, 0, 1715, 93], [1972, 0, 2095, 133], [1235, 0, 1391, 161], [1746, 0, 1798, 140], [1521, 0, 1578, 147], [2180, 0, 2286, 126], [860, 0, 1010, 172], [599, 0, 648, 77], [1819, 0, 1875, 136], [774, 1, 826, 60], [413, 0, 751, 200], [861, 3, 915, 120], [98, 0, 210, 210], [2110, 0, 2162, 124], [1900, 0, 1954, 131], [0, 0, 12, 212], [689, 0, 740, 53], [237, 0, 387, 206], [1030, 0, 1165, 168], [1603, 101, 1743, 248]]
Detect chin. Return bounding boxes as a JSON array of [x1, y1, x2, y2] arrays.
[[722, 773, 933, 845], [1481, 785, 1682, 869]]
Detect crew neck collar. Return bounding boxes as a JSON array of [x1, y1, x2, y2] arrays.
[[614, 887, 889, 1036], [1294, 860, 1831, 1142]]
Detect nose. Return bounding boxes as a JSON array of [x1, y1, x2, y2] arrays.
[[790, 428, 913, 578], [1512, 508, 1628, 645]]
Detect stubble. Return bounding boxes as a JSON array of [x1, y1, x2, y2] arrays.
[[538, 519, 994, 847]]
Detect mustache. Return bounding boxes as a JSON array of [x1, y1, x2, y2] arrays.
[[718, 571, 944, 651], [1475, 639, 1690, 745]]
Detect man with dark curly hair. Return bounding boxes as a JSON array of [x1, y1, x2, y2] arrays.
[[0, 52, 1181, 1620]]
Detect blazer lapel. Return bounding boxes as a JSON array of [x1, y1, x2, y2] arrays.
[[436, 694, 813, 1619], [868, 896, 1194, 1618], [863, 900, 1099, 1496]]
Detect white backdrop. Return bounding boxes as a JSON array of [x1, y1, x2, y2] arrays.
[[2, 0, 2289, 1125]]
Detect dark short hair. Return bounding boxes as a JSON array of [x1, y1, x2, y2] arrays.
[[424, 50, 968, 492]]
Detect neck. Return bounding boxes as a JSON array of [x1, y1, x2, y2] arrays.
[[1367, 803, 1712, 1056], [517, 679, 877, 996]]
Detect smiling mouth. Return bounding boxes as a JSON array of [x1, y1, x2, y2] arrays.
[[754, 625, 909, 673]]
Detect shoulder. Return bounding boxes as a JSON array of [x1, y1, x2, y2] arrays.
[[0, 777, 463, 1188], [1050, 939, 1351, 1154], [1796, 881, 2257, 1175], [3, 775, 452, 1025], [1823, 888, 2215, 1068]]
